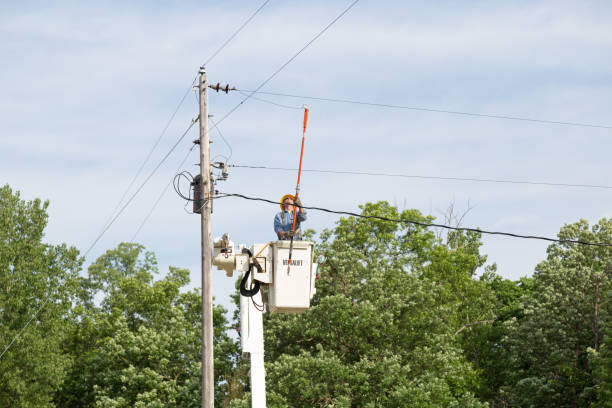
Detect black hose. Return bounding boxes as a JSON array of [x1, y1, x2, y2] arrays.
[[240, 248, 262, 297]]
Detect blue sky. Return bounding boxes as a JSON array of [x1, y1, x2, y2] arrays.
[[2, 0, 612, 314]]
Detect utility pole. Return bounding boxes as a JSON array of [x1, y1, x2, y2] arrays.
[[199, 67, 214, 408]]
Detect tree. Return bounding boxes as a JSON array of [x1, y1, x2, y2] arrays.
[[229, 201, 491, 407], [591, 290, 612, 408], [0, 185, 81, 407], [500, 218, 612, 407], [56, 242, 237, 407], [459, 271, 534, 406]]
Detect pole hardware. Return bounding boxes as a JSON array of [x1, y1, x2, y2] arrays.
[[209, 82, 236, 93], [212, 161, 230, 180]]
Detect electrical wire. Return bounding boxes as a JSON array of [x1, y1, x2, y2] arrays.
[[2, 119, 200, 362], [212, 0, 361, 128], [128, 0, 276, 241], [132, 146, 198, 241], [230, 164, 612, 191], [210, 117, 233, 159], [238, 90, 302, 110], [215, 192, 612, 248], [1, 120, 197, 362], [0, 2, 272, 363], [201, 0, 272, 68], [173, 171, 195, 202], [84, 119, 198, 259], [212, 155, 230, 165], [102, 0, 271, 242], [0, 298, 50, 361], [100, 82, 197, 237], [252, 290, 265, 312], [234, 89, 612, 130]]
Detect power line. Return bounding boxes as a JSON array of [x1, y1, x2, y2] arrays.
[[234, 89, 612, 130], [202, 0, 272, 67], [238, 90, 302, 110], [0, 2, 272, 364], [131, 145, 198, 241], [86, 0, 275, 256], [132, 111, 242, 254], [215, 192, 612, 248], [100, 82, 196, 237], [101, 0, 272, 231], [210, 117, 233, 160], [0, 298, 50, 361], [230, 164, 612, 191], [212, 0, 361, 128], [91, 0, 272, 251], [0, 120, 197, 363], [1, 123, 197, 364], [12, 120, 199, 366], [84, 119, 198, 259]]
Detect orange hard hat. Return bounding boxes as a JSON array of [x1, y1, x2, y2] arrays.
[[280, 194, 295, 210]]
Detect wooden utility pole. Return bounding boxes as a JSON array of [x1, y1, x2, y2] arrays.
[[199, 67, 214, 408]]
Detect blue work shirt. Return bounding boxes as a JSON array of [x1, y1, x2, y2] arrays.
[[274, 210, 307, 240]]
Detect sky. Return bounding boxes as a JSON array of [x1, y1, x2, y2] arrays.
[[2, 0, 612, 315]]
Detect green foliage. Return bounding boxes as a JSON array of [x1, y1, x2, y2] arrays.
[[0, 185, 81, 408], [500, 218, 612, 407], [592, 299, 612, 407], [459, 272, 534, 405], [5, 185, 612, 407], [56, 242, 237, 408], [229, 201, 493, 407]]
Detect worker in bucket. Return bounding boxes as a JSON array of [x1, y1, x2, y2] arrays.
[[274, 194, 307, 240]]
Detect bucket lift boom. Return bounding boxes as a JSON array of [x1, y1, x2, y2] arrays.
[[213, 235, 318, 408]]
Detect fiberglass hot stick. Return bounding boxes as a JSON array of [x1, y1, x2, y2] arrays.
[[287, 106, 309, 274]]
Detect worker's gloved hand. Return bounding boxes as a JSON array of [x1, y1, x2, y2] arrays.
[[294, 197, 302, 207], [278, 231, 286, 239], [286, 230, 295, 238]]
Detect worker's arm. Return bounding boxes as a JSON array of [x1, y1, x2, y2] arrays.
[[294, 197, 306, 215], [298, 211, 307, 222], [274, 212, 285, 237]]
